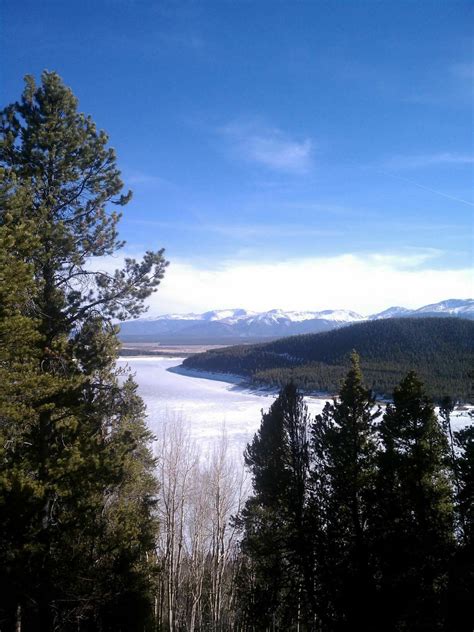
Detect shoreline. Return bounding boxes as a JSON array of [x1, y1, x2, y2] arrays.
[[119, 355, 187, 361], [168, 364, 337, 400], [119, 343, 231, 358], [167, 364, 250, 386], [119, 357, 474, 413], [166, 364, 474, 411]]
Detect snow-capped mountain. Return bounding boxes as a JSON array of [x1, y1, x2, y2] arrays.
[[148, 309, 256, 323], [412, 298, 474, 317], [239, 308, 363, 325], [369, 306, 413, 320], [119, 307, 365, 341], [312, 309, 363, 322], [119, 299, 473, 343]]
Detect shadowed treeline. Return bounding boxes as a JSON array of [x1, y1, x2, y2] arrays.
[[183, 317, 474, 402]]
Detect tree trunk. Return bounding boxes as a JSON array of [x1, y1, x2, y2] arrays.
[[15, 605, 21, 632]]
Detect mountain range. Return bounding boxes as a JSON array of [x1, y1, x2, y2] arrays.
[[118, 298, 474, 343]]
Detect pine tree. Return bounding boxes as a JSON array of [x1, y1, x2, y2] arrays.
[[439, 396, 459, 501], [446, 417, 474, 631], [238, 383, 313, 630], [309, 351, 379, 631], [374, 372, 454, 631], [0, 72, 167, 630], [0, 177, 52, 630]]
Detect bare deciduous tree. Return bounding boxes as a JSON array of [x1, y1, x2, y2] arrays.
[[154, 417, 248, 631]]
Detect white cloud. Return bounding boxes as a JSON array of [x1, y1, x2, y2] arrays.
[[220, 121, 314, 174], [125, 171, 168, 186], [129, 251, 473, 316], [368, 249, 443, 269], [384, 152, 474, 170]]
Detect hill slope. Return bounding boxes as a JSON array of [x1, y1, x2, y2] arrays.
[[182, 318, 474, 401]]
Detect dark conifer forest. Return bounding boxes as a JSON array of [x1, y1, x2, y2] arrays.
[[183, 317, 474, 401], [236, 356, 474, 631], [1, 73, 473, 631]]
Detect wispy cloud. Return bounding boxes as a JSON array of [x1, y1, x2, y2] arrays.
[[219, 121, 314, 174], [199, 222, 339, 239], [279, 201, 379, 220], [384, 152, 474, 170], [125, 171, 169, 187], [403, 59, 474, 106], [379, 171, 474, 207], [451, 62, 474, 80], [128, 219, 340, 239], [158, 31, 205, 51], [368, 249, 443, 269]]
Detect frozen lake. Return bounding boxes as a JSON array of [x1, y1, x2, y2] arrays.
[[118, 356, 472, 458], [117, 356, 329, 456]]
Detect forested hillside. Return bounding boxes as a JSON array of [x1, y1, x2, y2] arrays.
[[183, 318, 474, 401]]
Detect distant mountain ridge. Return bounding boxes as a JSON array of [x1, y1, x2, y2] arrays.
[[119, 298, 474, 343]]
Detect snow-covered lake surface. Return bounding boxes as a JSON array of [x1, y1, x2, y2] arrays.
[[117, 357, 329, 456], [118, 356, 473, 457]]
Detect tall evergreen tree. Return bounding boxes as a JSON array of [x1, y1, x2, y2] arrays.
[[374, 372, 454, 631], [439, 396, 459, 501], [0, 72, 167, 630], [309, 351, 379, 631], [446, 417, 474, 631], [0, 177, 51, 630], [238, 383, 313, 630]]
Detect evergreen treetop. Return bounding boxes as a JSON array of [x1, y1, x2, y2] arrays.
[[0, 70, 168, 328]]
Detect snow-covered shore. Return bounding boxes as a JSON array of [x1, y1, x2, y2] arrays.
[[167, 364, 247, 387]]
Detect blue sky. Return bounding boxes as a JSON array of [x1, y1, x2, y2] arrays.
[[3, 0, 473, 314]]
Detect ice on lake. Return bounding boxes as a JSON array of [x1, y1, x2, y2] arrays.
[[118, 357, 329, 457], [118, 356, 472, 459]]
